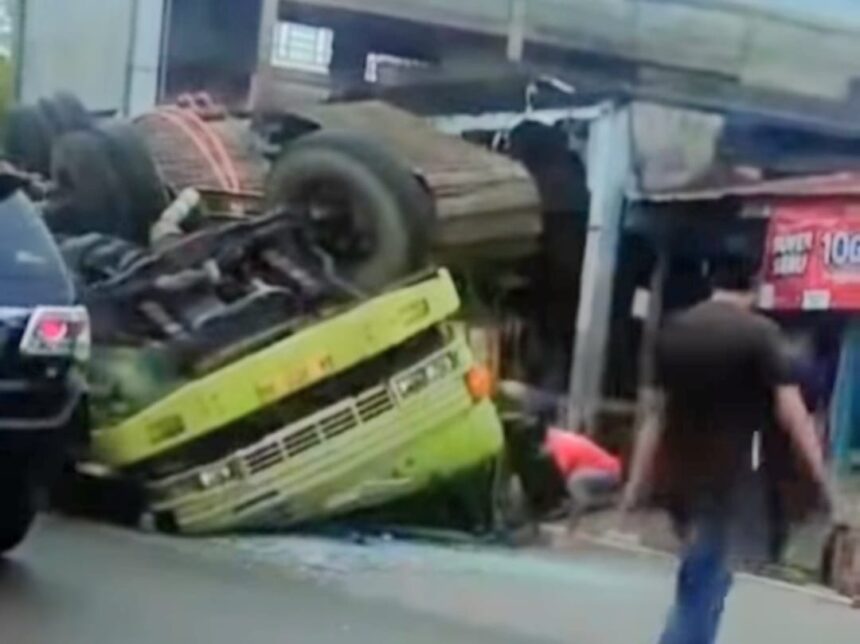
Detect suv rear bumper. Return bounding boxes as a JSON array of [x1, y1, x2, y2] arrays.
[[0, 373, 88, 482], [0, 382, 89, 487], [0, 372, 86, 433]]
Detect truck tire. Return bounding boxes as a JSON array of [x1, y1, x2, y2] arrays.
[[50, 465, 145, 528], [0, 482, 36, 554], [39, 92, 92, 135], [4, 106, 52, 175], [288, 130, 435, 238], [267, 133, 431, 290], [50, 131, 136, 242], [100, 122, 169, 244]]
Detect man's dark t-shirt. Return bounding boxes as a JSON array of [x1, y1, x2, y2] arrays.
[[654, 301, 797, 532]]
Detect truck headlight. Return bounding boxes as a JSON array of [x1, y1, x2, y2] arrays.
[[197, 463, 239, 490], [396, 352, 459, 399]]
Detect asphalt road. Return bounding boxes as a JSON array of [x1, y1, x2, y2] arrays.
[[2, 516, 858, 644]]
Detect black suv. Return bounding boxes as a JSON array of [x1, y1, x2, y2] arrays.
[[0, 178, 88, 553]]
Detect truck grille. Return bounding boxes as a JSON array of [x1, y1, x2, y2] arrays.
[[244, 441, 283, 475], [240, 386, 394, 475], [356, 388, 395, 422], [318, 408, 357, 440], [282, 426, 322, 458], [148, 346, 454, 508]]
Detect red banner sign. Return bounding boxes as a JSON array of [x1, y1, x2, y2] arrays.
[[762, 201, 860, 311]]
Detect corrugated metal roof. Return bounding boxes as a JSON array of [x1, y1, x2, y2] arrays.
[[633, 172, 860, 203]]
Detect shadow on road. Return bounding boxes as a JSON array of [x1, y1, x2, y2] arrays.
[[0, 558, 37, 594], [0, 555, 52, 619]]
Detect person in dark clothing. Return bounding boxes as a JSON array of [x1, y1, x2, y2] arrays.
[[499, 381, 622, 526], [509, 121, 589, 392], [622, 256, 832, 644]]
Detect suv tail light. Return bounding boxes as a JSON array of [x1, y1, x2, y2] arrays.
[[20, 306, 90, 362]]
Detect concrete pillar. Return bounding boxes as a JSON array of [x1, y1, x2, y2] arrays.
[[567, 104, 633, 431], [506, 0, 526, 62], [125, 0, 166, 115], [10, 0, 25, 101], [250, 0, 280, 111], [257, 0, 280, 69]]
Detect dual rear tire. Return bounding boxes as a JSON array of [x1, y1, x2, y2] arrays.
[[47, 124, 168, 245], [4, 93, 92, 176], [266, 130, 435, 291]]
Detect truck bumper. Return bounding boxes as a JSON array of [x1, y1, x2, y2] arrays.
[[148, 344, 503, 534]]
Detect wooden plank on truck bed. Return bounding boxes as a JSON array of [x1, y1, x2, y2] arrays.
[[285, 101, 542, 251]]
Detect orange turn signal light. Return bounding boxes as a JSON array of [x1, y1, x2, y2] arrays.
[[466, 364, 494, 401]]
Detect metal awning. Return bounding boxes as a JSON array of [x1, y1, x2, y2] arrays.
[[632, 172, 860, 204]]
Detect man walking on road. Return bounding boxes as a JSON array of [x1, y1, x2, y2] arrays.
[[623, 256, 832, 644]]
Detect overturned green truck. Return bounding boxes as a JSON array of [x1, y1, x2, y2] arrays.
[[69, 218, 502, 533], [5, 94, 537, 534]]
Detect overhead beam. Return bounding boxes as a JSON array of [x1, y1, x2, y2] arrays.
[[280, 0, 860, 102]]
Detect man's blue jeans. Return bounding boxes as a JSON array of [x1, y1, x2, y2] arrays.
[[659, 519, 734, 644]]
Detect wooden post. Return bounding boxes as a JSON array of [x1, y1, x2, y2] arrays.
[[634, 247, 668, 429]]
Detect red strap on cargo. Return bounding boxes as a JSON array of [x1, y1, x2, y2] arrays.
[[148, 108, 231, 192], [163, 107, 241, 193]]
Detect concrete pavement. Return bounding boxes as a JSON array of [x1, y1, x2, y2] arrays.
[[2, 516, 858, 643], [213, 527, 860, 643], [2, 517, 532, 644]]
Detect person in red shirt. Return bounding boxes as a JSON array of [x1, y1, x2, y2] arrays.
[[544, 427, 622, 527], [499, 381, 623, 526]]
